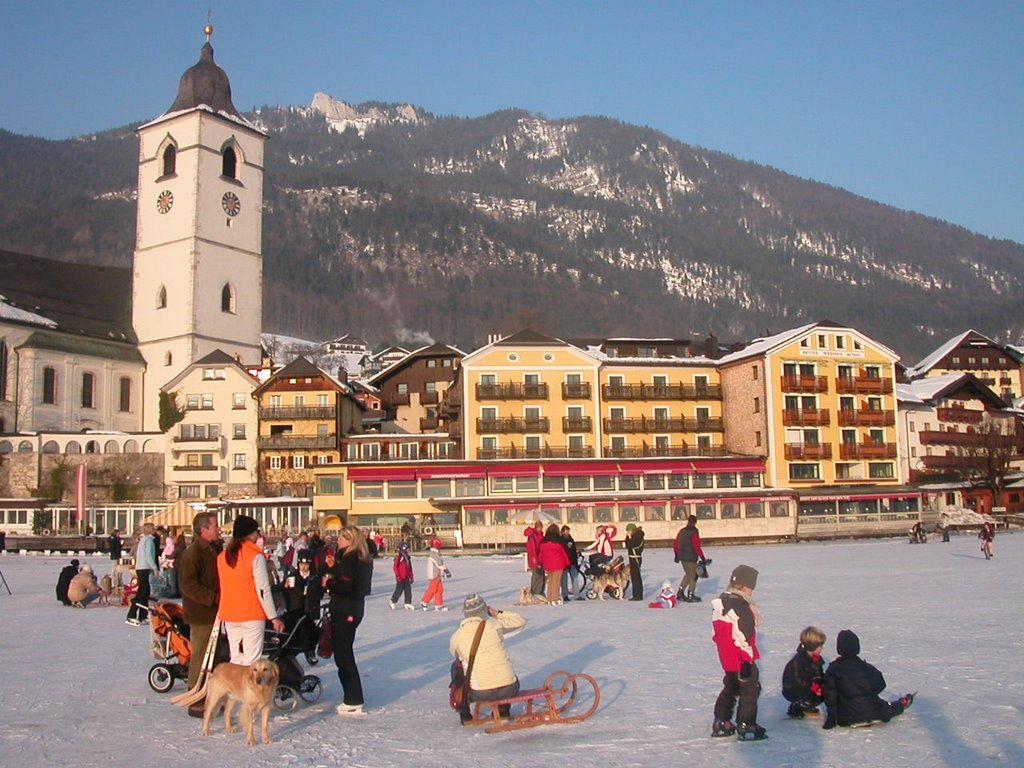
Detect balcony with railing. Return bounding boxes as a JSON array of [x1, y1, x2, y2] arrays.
[[476, 445, 595, 460], [172, 434, 220, 445], [936, 407, 983, 424], [920, 454, 977, 470], [420, 391, 440, 405], [259, 405, 336, 420], [170, 464, 222, 481], [780, 374, 829, 393], [837, 408, 895, 426], [562, 382, 592, 399], [389, 392, 410, 406], [257, 434, 337, 450], [919, 430, 982, 447], [419, 415, 440, 431], [836, 376, 893, 394], [604, 417, 685, 433], [476, 417, 550, 434], [476, 382, 549, 400], [561, 416, 593, 432], [838, 441, 897, 460], [604, 444, 727, 458], [782, 408, 831, 426], [785, 442, 833, 460], [602, 383, 723, 400]]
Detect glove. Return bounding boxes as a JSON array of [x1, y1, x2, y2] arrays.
[[810, 681, 823, 697], [738, 661, 753, 681], [443, 568, 452, 578], [699, 558, 708, 566], [823, 715, 836, 730]]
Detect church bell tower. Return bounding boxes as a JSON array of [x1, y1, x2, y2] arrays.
[[132, 25, 267, 430]]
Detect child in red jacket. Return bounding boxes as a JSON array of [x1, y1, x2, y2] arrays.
[[389, 541, 415, 610]]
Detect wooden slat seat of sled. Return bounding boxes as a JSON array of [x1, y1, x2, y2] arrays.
[[467, 671, 600, 732]]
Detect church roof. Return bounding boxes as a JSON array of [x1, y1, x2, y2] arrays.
[[0, 249, 136, 344], [168, 40, 241, 119]]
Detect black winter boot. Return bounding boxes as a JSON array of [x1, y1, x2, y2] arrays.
[[737, 722, 768, 741], [711, 718, 736, 737]]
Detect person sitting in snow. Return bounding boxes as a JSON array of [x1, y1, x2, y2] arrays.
[[648, 580, 678, 609], [782, 626, 826, 718], [822, 629, 914, 729], [55, 558, 80, 606]]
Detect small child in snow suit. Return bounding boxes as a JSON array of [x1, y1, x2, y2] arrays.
[[782, 626, 826, 717], [420, 538, 450, 611], [390, 541, 415, 610], [711, 564, 766, 741], [648, 580, 678, 609], [823, 629, 915, 729]]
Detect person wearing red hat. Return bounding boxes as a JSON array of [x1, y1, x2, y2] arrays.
[[419, 538, 450, 611]]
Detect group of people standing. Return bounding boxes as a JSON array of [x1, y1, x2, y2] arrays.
[[173, 514, 372, 718]]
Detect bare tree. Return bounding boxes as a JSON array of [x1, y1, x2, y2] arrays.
[[954, 414, 1023, 497]]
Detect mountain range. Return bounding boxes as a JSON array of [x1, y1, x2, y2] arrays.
[[1, 93, 1022, 363]]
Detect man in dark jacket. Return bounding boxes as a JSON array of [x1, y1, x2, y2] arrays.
[[674, 515, 707, 602], [178, 512, 221, 716], [624, 523, 645, 601], [55, 559, 80, 605], [823, 630, 914, 729]]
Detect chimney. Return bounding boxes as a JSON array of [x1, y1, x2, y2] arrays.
[[337, 367, 349, 383]]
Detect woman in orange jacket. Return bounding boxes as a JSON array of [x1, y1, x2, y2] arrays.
[[217, 515, 284, 665]]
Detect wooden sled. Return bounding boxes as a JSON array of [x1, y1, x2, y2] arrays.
[[465, 671, 600, 733]]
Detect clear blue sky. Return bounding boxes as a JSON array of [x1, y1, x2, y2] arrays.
[[2, 1, 1022, 244]]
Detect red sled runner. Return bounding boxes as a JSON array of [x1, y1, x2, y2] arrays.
[[464, 671, 601, 733]]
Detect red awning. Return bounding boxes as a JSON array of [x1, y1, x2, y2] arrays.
[[487, 463, 541, 478], [687, 459, 765, 474], [417, 465, 486, 480], [347, 467, 417, 482]]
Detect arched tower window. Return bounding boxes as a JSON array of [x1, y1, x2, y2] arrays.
[[157, 285, 167, 309], [222, 145, 237, 179], [162, 144, 177, 177], [221, 283, 236, 314], [164, 351, 173, 367]]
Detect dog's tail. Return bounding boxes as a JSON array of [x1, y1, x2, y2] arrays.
[[172, 620, 221, 707]]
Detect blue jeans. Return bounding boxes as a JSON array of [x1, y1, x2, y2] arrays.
[[562, 566, 582, 599]]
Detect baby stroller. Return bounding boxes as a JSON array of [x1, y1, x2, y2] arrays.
[[263, 604, 329, 710], [147, 601, 191, 693], [581, 554, 628, 600]]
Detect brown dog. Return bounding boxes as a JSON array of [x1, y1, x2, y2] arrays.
[[592, 568, 629, 601], [201, 659, 280, 746], [517, 586, 549, 605]]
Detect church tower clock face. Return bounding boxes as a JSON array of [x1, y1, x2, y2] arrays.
[[221, 191, 241, 217], [156, 189, 174, 214]]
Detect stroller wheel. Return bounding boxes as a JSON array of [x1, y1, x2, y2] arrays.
[[586, 588, 597, 600], [148, 663, 175, 694], [273, 684, 299, 711], [299, 675, 323, 703]]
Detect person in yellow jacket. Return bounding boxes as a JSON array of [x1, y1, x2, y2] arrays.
[[449, 594, 526, 722], [217, 515, 284, 665]]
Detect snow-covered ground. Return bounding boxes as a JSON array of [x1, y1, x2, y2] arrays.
[[1, 531, 1021, 768]]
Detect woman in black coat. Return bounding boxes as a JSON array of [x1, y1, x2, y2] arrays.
[[324, 525, 372, 716]]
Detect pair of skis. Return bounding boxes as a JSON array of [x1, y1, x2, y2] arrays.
[[171, 619, 222, 707]]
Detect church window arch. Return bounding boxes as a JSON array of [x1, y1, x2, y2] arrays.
[[159, 137, 178, 178], [157, 285, 167, 309], [42, 366, 58, 404], [165, 351, 173, 367], [221, 283, 236, 314], [222, 144, 238, 179]]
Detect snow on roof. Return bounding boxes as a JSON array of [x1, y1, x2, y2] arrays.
[[0, 295, 58, 328], [896, 372, 968, 403], [904, 330, 994, 378], [715, 323, 817, 365], [139, 104, 265, 135]]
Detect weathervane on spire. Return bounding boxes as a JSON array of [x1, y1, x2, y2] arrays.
[[204, 9, 213, 42]]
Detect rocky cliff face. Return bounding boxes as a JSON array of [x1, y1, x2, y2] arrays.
[[2, 101, 1022, 361]]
